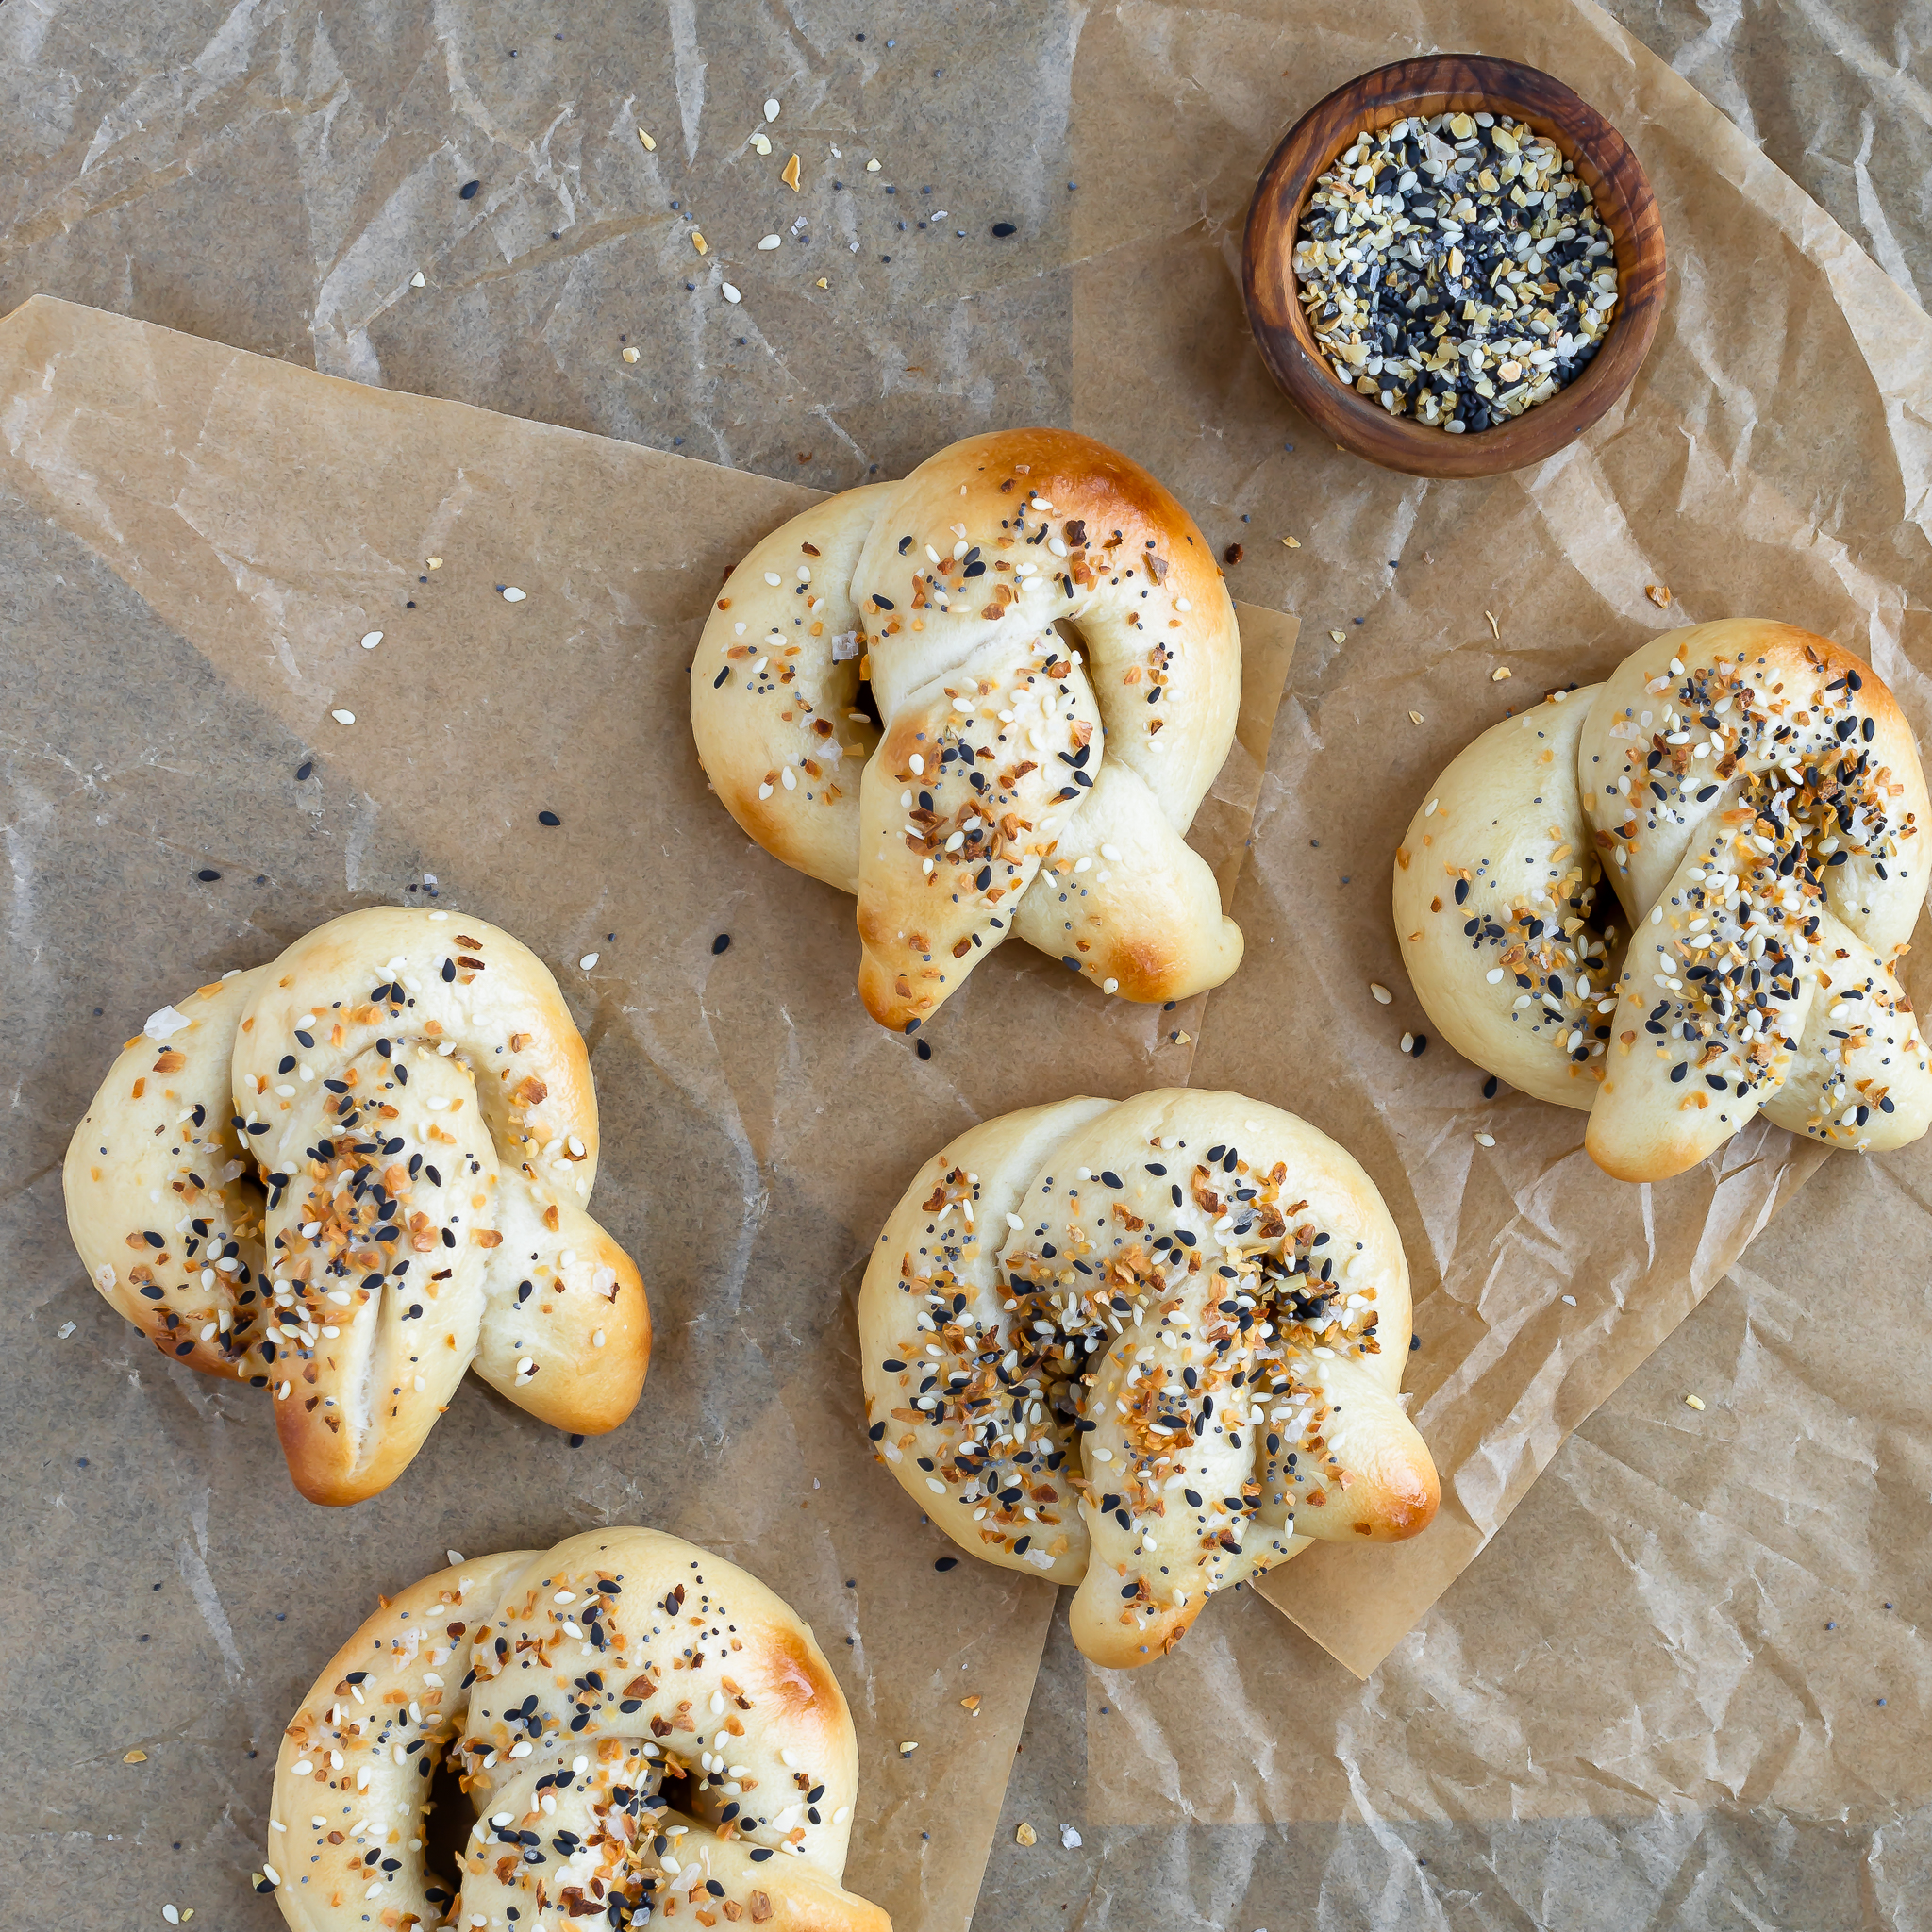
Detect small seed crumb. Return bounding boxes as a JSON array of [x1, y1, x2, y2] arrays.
[[1280, 535, 1301, 549], [1485, 611, 1500, 638], [124, 1749, 148, 1764], [783, 154, 802, 191], [1329, 628, 1346, 643], [866, 158, 881, 173], [1647, 583, 1673, 608], [1684, 1393, 1705, 1410], [899, 1740, 919, 1757], [638, 128, 656, 151], [691, 230, 708, 255], [622, 346, 640, 362], [1408, 709, 1424, 724], [1491, 666, 1512, 681], [1014, 1823, 1037, 1847], [427, 557, 442, 569], [959, 1695, 981, 1714]]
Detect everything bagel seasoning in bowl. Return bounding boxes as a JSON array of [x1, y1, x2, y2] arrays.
[[1293, 111, 1617, 434]]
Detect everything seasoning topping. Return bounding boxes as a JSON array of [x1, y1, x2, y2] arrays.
[[271, 1541, 853, 1926], [1292, 110, 1618, 432], [1593, 644, 1921, 1139], [872, 1134, 1387, 1635]]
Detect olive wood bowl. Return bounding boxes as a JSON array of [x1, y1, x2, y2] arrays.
[[1241, 55, 1666, 479]]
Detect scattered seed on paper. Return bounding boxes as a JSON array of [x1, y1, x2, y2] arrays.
[[1408, 709, 1424, 724], [751, 132, 772, 156], [410, 270, 425, 287], [447, 1550, 465, 1564], [1491, 666, 1512, 681], [1485, 610, 1500, 638], [1474, 1132, 1496, 1146], [58, 1321, 75, 1338], [1015, 1823, 1037, 1847], [638, 127, 656, 151], [866, 158, 881, 172], [360, 631, 382, 650], [1684, 1393, 1706, 1410], [427, 557, 442, 569], [1280, 535, 1301, 548], [623, 345, 640, 362], [330, 709, 355, 725], [898, 1740, 919, 1757], [502, 587, 526, 602], [1647, 582, 1673, 608], [722, 283, 741, 303], [1370, 982, 1392, 1004], [691, 230, 708, 255], [579, 953, 599, 970], [758, 234, 781, 250], [763, 97, 779, 121], [782, 153, 801, 190], [1329, 628, 1346, 643], [124, 1749, 148, 1764]]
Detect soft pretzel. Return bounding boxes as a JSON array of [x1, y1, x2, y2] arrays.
[[62, 908, 650, 1503], [261, 1527, 889, 1932], [859, 1090, 1438, 1668], [1396, 620, 1932, 1180], [690, 428, 1245, 1030]]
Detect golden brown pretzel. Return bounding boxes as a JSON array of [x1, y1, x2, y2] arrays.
[[860, 1090, 1437, 1667], [1396, 621, 1932, 1180], [260, 1528, 889, 1931], [63, 907, 649, 1502], [690, 429, 1244, 1030]]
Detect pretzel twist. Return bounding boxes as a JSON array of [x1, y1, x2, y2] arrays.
[[690, 429, 1244, 1030], [264, 1528, 888, 1932], [1396, 621, 1932, 1180], [860, 1091, 1438, 1668], [63, 908, 649, 1502]]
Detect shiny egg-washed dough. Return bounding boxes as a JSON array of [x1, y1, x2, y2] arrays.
[[1396, 620, 1932, 1181], [689, 428, 1244, 1030], [266, 1528, 888, 1932], [859, 1090, 1438, 1668], [63, 907, 650, 1503]]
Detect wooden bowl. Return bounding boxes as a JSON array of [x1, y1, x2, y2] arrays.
[[1241, 56, 1666, 479]]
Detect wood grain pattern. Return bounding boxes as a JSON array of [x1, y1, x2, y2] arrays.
[[1241, 56, 1667, 480]]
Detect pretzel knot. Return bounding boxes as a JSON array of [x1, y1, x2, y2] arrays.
[[859, 1091, 1439, 1669], [265, 1529, 889, 1932], [690, 428, 1245, 1031], [1396, 620, 1932, 1180], [63, 907, 650, 1503]]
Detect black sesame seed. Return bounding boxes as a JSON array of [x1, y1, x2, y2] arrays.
[[538, 810, 561, 826]]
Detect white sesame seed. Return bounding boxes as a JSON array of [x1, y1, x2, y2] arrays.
[[758, 234, 781, 249], [330, 708, 356, 724], [1474, 1132, 1496, 1146], [1370, 982, 1392, 1004], [722, 283, 741, 303], [360, 631, 383, 650], [1102, 977, 1119, 994], [578, 953, 599, 970], [763, 98, 779, 121], [502, 587, 525, 602]]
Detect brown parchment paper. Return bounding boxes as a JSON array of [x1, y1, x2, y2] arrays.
[[1048, 0, 1932, 1840], [0, 293, 1291, 1928]]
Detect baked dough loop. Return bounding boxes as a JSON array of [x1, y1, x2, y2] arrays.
[[1395, 620, 1932, 1181], [689, 428, 1245, 1030], [859, 1090, 1438, 1668], [62, 907, 649, 1503], [264, 1528, 889, 1932]]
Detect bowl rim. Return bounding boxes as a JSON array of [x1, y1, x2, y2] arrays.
[[1241, 54, 1667, 480]]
